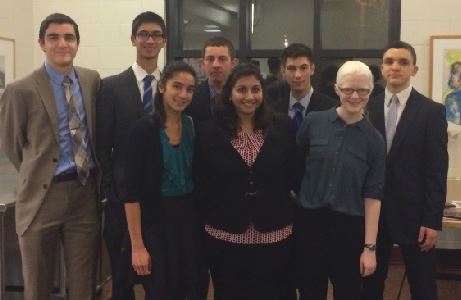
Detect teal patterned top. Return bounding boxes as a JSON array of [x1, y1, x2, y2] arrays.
[[159, 115, 194, 197]]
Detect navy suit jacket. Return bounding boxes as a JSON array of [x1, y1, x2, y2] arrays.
[[185, 80, 213, 124], [96, 67, 146, 202], [367, 88, 448, 244]]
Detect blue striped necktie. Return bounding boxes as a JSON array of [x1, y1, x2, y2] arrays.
[[292, 102, 305, 132], [143, 75, 155, 114]]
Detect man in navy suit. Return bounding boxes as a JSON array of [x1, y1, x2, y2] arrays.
[[185, 36, 237, 123], [362, 41, 448, 300], [268, 43, 338, 131], [267, 43, 338, 300], [96, 11, 166, 300]]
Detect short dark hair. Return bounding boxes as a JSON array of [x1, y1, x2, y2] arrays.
[[201, 36, 236, 59], [39, 13, 79, 43], [132, 11, 166, 37], [214, 63, 273, 138], [280, 43, 314, 66], [153, 61, 197, 127], [383, 40, 417, 65]]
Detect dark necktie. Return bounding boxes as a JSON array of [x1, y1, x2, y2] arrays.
[[63, 76, 89, 184], [292, 102, 305, 132], [143, 75, 155, 114]]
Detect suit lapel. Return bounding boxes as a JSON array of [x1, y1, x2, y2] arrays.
[[306, 91, 320, 115], [124, 68, 143, 112], [371, 94, 386, 139], [35, 66, 60, 144], [253, 126, 276, 168], [388, 89, 423, 159]]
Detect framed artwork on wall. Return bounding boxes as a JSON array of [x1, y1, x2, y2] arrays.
[[430, 35, 461, 179], [430, 35, 461, 119], [0, 36, 15, 95]]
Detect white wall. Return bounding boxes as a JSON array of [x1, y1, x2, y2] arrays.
[[27, 0, 163, 78], [0, 0, 34, 79], [402, 0, 461, 97]]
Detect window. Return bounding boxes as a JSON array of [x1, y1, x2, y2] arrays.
[[166, 0, 400, 86]]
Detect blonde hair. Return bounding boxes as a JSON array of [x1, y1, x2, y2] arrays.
[[336, 60, 374, 90]]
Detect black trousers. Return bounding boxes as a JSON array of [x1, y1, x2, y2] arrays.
[[206, 233, 293, 300], [294, 207, 364, 300], [361, 225, 437, 300], [103, 200, 136, 300]]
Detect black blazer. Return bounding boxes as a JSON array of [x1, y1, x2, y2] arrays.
[[185, 80, 213, 124], [367, 89, 448, 244], [96, 67, 145, 202], [123, 116, 164, 228], [268, 80, 339, 115], [194, 115, 298, 233]]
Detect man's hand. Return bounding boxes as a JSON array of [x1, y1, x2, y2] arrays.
[[418, 226, 438, 252], [360, 250, 377, 277]]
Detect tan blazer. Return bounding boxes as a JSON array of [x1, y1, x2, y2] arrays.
[[0, 65, 100, 236]]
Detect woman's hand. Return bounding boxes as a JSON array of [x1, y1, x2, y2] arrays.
[[360, 249, 376, 277], [132, 246, 151, 276]]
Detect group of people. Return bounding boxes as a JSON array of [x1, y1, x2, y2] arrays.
[[0, 10, 448, 300]]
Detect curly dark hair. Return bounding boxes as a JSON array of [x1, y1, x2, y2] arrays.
[[213, 63, 274, 138]]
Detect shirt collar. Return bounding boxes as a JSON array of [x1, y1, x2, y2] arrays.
[[289, 87, 313, 110], [384, 84, 412, 107], [44, 62, 77, 85], [131, 62, 161, 82], [328, 107, 367, 130]]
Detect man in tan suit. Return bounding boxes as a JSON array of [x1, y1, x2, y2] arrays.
[[0, 13, 100, 300]]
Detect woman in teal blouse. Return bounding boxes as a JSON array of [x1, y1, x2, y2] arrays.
[[122, 61, 204, 300]]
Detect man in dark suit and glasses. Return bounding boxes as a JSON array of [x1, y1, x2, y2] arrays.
[[185, 36, 237, 123], [96, 11, 166, 300], [268, 43, 338, 133], [362, 40, 449, 300]]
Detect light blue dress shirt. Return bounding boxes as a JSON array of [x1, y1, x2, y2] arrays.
[[45, 63, 95, 175]]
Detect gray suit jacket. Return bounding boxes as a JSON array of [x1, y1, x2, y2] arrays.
[[0, 65, 100, 235]]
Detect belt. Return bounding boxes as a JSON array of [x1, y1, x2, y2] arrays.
[[53, 169, 96, 182]]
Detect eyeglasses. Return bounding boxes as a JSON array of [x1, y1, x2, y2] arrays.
[[136, 30, 165, 41], [338, 87, 370, 96]]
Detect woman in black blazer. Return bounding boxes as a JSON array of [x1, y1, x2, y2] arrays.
[[122, 61, 204, 300], [195, 63, 298, 300]]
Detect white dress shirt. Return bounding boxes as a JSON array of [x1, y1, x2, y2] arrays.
[[288, 87, 314, 118], [131, 62, 161, 102], [384, 85, 412, 125]]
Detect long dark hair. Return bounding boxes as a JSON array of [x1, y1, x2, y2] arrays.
[[152, 61, 197, 127], [214, 63, 273, 138]]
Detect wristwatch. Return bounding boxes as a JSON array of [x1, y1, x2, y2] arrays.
[[364, 243, 376, 251]]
